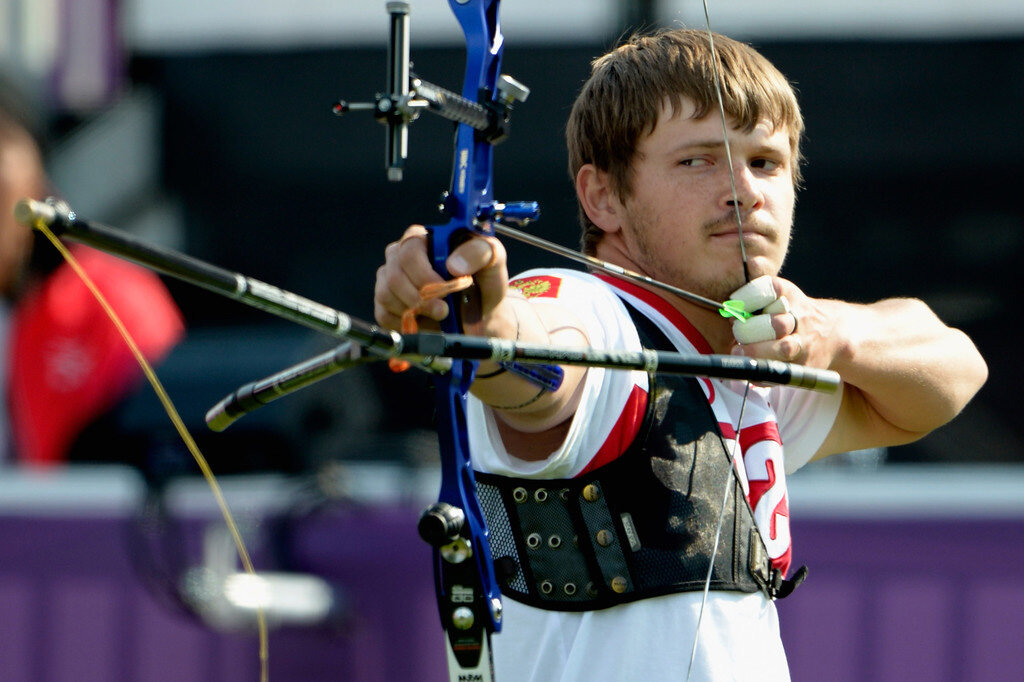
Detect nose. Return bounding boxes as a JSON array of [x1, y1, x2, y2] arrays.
[[722, 164, 764, 213]]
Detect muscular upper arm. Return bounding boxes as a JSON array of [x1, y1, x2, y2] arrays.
[[812, 383, 927, 462]]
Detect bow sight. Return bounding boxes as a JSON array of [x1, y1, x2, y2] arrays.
[[332, 1, 532, 183]]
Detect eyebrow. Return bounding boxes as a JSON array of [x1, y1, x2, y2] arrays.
[[671, 138, 726, 152], [667, 138, 789, 157]]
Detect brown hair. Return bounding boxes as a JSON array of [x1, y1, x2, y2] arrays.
[[566, 29, 804, 254]]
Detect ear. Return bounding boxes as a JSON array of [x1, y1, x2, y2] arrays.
[[575, 164, 622, 234]]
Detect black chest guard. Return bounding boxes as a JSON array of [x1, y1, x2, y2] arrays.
[[475, 304, 805, 611]]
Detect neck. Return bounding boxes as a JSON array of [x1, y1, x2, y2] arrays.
[[593, 240, 737, 354], [652, 289, 737, 354]]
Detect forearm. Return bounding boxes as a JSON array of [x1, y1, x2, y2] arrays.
[[467, 294, 588, 433], [824, 297, 987, 437]]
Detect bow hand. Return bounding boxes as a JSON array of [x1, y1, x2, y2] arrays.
[[443, 233, 510, 334], [374, 226, 584, 424], [375, 226, 508, 332]]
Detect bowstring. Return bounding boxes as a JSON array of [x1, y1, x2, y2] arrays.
[[33, 222, 270, 682], [685, 2, 756, 679]]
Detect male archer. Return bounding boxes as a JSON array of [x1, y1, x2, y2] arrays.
[[374, 29, 986, 680]]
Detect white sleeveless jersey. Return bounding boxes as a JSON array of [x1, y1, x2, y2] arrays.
[[467, 269, 842, 681]]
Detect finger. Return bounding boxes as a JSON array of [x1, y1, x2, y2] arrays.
[[731, 333, 803, 363], [377, 228, 450, 325], [399, 223, 429, 243], [374, 264, 439, 328], [732, 313, 777, 344], [446, 235, 504, 277], [470, 237, 508, 314], [761, 296, 798, 336], [373, 291, 445, 332], [396, 228, 444, 283], [376, 252, 444, 315], [448, 235, 508, 315], [762, 295, 790, 315], [384, 224, 428, 262], [785, 334, 803, 362], [728, 275, 778, 313], [373, 302, 402, 330]]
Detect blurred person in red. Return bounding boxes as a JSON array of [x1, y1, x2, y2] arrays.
[[0, 72, 184, 466]]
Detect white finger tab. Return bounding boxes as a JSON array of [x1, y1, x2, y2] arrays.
[[729, 275, 777, 312], [763, 296, 790, 315], [732, 314, 777, 344]]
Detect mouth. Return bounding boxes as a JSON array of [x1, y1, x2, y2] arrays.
[[710, 228, 769, 242]]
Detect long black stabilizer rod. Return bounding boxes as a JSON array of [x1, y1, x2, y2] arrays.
[[205, 341, 374, 432], [15, 197, 403, 354]]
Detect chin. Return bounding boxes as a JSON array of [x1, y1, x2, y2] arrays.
[[696, 274, 747, 304], [745, 256, 783, 280]]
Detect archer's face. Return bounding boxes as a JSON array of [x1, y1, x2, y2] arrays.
[[617, 99, 796, 303]]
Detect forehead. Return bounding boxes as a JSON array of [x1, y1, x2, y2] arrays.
[[643, 97, 789, 151]]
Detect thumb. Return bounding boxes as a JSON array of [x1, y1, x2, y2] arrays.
[[446, 235, 508, 319], [471, 237, 508, 316]]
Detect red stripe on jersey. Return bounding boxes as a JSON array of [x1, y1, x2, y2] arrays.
[[740, 422, 782, 512], [745, 452, 793, 573], [719, 416, 781, 463], [768, 490, 790, 542], [747, 458, 777, 527], [577, 383, 648, 477], [739, 420, 782, 451], [769, 491, 792, 574], [700, 377, 715, 403], [774, 547, 792, 576], [594, 274, 713, 354]]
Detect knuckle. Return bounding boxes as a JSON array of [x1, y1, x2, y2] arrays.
[[382, 267, 409, 292], [783, 335, 802, 360], [373, 304, 392, 328]]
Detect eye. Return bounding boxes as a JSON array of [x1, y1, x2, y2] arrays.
[[751, 158, 782, 172], [679, 157, 711, 167]]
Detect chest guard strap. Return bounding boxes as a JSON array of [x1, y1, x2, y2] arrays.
[[475, 304, 805, 611]]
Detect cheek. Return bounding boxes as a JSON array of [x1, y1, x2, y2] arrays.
[[774, 182, 796, 219]]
